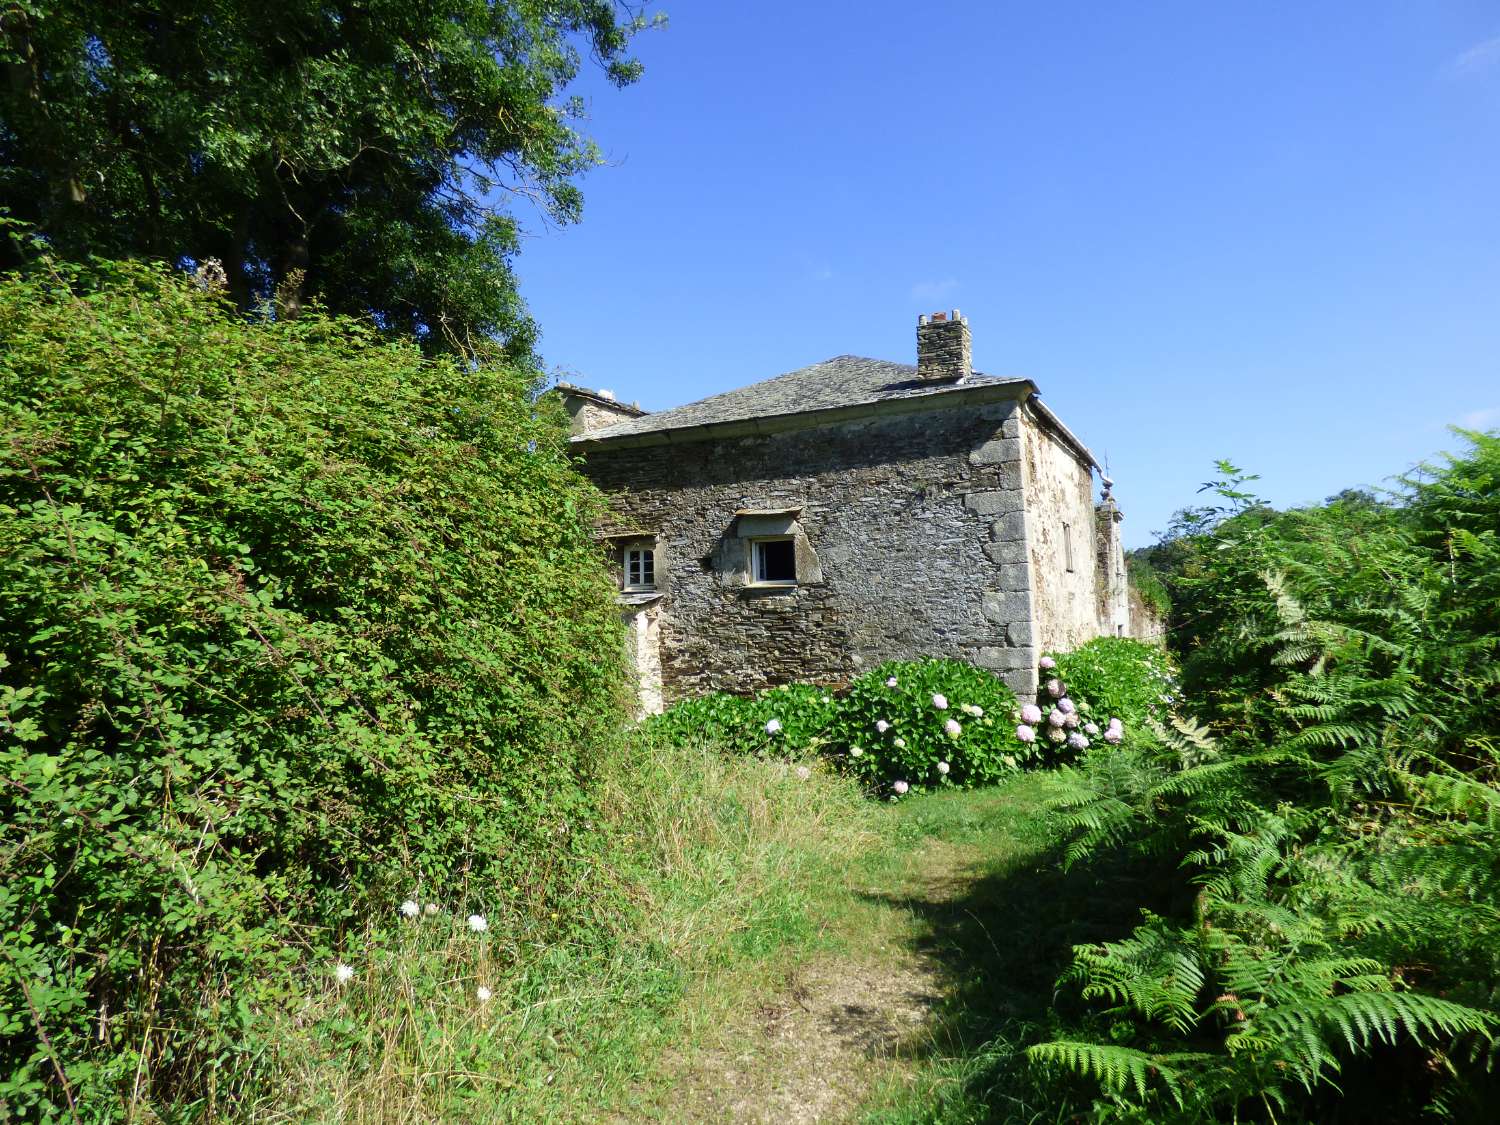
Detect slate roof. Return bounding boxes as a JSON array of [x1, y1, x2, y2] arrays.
[[574, 355, 1030, 444]]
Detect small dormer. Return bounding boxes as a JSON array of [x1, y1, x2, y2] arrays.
[[557, 382, 648, 436]]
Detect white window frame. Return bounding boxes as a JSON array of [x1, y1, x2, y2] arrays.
[[623, 545, 656, 592], [750, 536, 797, 587]]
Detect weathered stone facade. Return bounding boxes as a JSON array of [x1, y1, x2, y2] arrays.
[[583, 394, 1036, 701], [566, 315, 1133, 710]]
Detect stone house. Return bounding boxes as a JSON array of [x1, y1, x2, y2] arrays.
[[561, 312, 1131, 713]]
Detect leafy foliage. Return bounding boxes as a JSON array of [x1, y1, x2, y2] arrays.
[[1031, 437, 1500, 1121], [0, 1, 656, 353], [0, 257, 625, 1116], [1048, 637, 1176, 732]]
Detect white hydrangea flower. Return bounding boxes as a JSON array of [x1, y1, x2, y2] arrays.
[[476, 986, 493, 1003], [467, 914, 488, 933], [893, 780, 909, 795], [821, 695, 832, 704], [894, 738, 907, 749], [944, 718, 962, 738], [765, 718, 782, 735], [1002, 754, 1017, 767], [936, 761, 950, 775], [875, 719, 890, 733], [850, 746, 864, 758], [1083, 722, 1100, 736], [970, 705, 984, 718], [886, 676, 899, 688], [932, 693, 948, 710], [399, 899, 420, 918], [334, 963, 355, 985]]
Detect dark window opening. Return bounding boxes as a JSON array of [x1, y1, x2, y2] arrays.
[[752, 538, 797, 584]]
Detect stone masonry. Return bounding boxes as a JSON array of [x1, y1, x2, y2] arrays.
[[565, 314, 1131, 711], [582, 396, 1037, 701]]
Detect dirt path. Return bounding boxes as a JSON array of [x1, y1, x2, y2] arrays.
[[664, 835, 983, 1123]]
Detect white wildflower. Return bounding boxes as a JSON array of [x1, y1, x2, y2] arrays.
[[893, 780, 909, 795], [334, 963, 355, 985], [796, 765, 811, 780], [936, 761, 950, 775], [821, 694, 832, 704], [886, 676, 899, 688], [765, 718, 782, 735], [467, 914, 488, 933], [894, 738, 906, 749], [424, 903, 440, 916], [476, 985, 493, 1003], [399, 899, 420, 918]]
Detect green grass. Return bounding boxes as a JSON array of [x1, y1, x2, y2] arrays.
[[240, 750, 1145, 1123], [857, 779, 1180, 1125], [250, 741, 880, 1122]]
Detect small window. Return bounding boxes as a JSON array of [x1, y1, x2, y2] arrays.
[[1063, 523, 1075, 573], [751, 537, 797, 585], [624, 546, 655, 591]]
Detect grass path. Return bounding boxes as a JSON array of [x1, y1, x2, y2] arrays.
[[648, 774, 1110, 1124]]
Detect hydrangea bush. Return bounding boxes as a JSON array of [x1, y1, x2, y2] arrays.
[[645, 650, 1156, 800], [1046, 637, 1176, 734]]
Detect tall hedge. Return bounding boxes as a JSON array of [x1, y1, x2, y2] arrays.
[[0, 258, 625, 1114]]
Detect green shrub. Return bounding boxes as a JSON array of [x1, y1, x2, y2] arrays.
[[827, 660, 1025, 794], [0, 258, 625, 1116], [1046, 637, 1176, 733]]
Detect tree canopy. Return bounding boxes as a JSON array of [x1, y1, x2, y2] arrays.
[[0, 1, 652, 355]]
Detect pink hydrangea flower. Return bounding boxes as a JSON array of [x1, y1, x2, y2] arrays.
[[1015, 724, 1036, 742], [1039, 656, 1057, 670], [1047, 709, 1066, 727], [1046, 679, 1064, 698], [931, 693, 948, 710], [1063, 712, 1080, 729], [1083, 722, 1100, 736], [1057, 697, 1076, 715], [1104, 728, 1123, 745], [1067, 732, 1089, 751], [944, 718, 962, 738], [893, 780, 909, 796], [1020, 703, 1042, 725]]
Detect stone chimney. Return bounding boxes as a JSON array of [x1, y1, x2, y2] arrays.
[[556, 382, 647, 436], [916, 310, 971, 382]]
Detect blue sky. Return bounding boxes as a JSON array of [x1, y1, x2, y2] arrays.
[[515, 2, 1500, 547]]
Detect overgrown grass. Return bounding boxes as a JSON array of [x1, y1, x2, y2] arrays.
[[855, 779, 1180, 1125], [250, 740, 879, 1121]]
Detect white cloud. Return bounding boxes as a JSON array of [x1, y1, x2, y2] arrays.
[[1444, 34, 1500, 78], [910, 278, 960, 303], [1459, 407, 1500, 429]]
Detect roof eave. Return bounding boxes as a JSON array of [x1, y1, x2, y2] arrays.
[[1027, 397, 1100, 471], [571, 378, 1036, 452]]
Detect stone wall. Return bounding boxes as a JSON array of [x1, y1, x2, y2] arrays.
[[1094, 499, 1130, 638], [580, 396, 1037, 704], [558, 386, 645, 435], [1021, 405, 1102, 653]]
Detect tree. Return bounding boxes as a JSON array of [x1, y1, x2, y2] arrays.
[[0, 1, 653, 355]]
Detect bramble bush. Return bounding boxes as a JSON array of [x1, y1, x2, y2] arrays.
[[0, 256, 625, 1117]]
